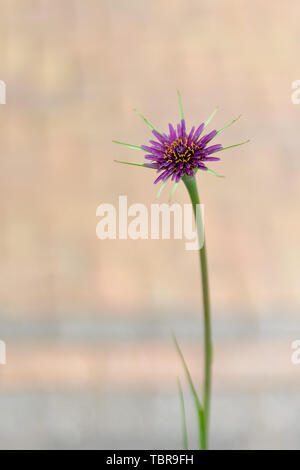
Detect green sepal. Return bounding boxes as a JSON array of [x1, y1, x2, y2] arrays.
[[205, 167, 225, 178], [156, 178, 169, 198], [114, 159, 156, 169], [169, 182, 179, 201], [134, 109, 163, 137], [177, 90, 184, 120], [112, 140, 143, 151], [217, 114, 241, 134], [204, 108, 218, 128], [215, 139, 250, 153]]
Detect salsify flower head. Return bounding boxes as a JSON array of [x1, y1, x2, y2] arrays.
[[142, 120, 222, 184], [113, 92, 249, 198]]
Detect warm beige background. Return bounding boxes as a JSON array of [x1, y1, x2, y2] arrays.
[[0, 0, 300, 449]]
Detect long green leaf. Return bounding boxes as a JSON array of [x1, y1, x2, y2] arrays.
[[177, 90, 184, 120], [173, 334, 202, 411], [172, 333, 205, 449], [112, 140, 143, 151], [177, 378, 188, 450]]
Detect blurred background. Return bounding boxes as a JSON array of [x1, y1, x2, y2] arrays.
[[0, 0, 300, 450]]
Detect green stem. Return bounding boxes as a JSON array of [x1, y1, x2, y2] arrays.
[[182, 174, 213, 450]]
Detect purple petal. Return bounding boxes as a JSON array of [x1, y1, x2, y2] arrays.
[[145, 155, 164, 162], [141, 145, 157, 153], [187, 126, 195, 145], [154, 168, 173, 184], [181, 119, 186, 138], [186, 167, 194, 178], [199, 129, 217, 145], [154, 171, 167, 184], [141, 145, 164, 157], [168, 124, 176, 140], [152, 130, 166, 143], [145, 163, 159, 168], [193, 123, 204, 141], [149, 140, 165, 150], [205, 144, 222, 154]]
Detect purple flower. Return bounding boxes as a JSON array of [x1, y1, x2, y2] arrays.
[[141, 120, 222, 184], [113, 92, 249, 195]]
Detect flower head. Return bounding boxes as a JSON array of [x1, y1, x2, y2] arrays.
[[113, 92, 248, 197], [142, 120, 222, 184]]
